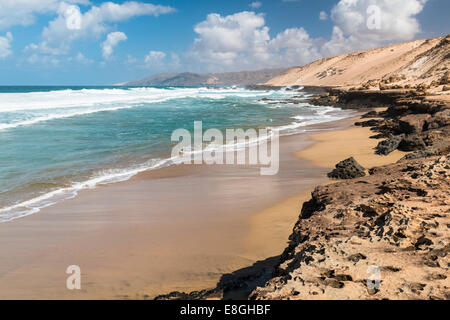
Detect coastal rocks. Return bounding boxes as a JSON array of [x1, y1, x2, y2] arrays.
[[440, 71, 450, 85], [359, 98, 450, 157], [400, 138, 450, 160], [375, 135, 405, 155], [425, 109, 450, 130], [401, 149, 438, 160], [250, 156, 450, 300], [154, 289, 221, 300], [327, 157, 366, 179], [308, 93, 339, 106], [361, 110, 379, 118], [354, 119, 383, 127], [398, 114, 430, 134], [398, 134, 426, 152]]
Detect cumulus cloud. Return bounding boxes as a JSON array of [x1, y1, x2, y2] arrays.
[[188, 1, 429, 71], [102, 31, 127, 59], [0, 32, 13, 59], [141, 50, 182, 71], [189, 11, 320, 71], [27, 1, 175, 56], [322, 0, 428, 56], [0, 0, 89, 30], [249, 1, 262, 9], [144, 50, 166, 65], [268, 28, 321, 66]]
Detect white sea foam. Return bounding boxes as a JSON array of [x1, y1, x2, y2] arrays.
[[0, 87, 289, 112], [0, 105, 134, 130], [0, 87, 293, 131]]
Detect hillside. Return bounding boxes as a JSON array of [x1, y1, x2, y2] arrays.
[[122, 68, 288, 86], [266, 35, 450, 92]]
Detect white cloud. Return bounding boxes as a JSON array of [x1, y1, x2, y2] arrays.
[[27, 1, 175, 56], [249, 1, 262, 9], [67, 52, 93, 64], [188, 2, 429, 71], [144, 50, 166, 65], [102, 31, 127, 59], [0, 32, 13, 59], [322, 0, 428, 56], [0, 0, 89, 30], [141, 51, 181, 70], [27, 53, 60, 66], [268, 28, 321, 66], [189, 11, 320, 70]]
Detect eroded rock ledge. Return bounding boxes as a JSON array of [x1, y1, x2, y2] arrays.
[[250, 155, 449, 300]]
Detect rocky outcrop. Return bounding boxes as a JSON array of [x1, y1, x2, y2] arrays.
[[397, 134, 427, 152], [375, 135, 405, 155], [398, 114, 430, 134], [327, 157, 366, 179], [250, 156, 450, 300], [324, 90, 450, 159]]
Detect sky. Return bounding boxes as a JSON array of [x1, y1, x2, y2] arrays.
[[0, 0, 448, 85]]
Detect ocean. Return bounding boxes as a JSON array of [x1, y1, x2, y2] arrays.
[[0, 86, 352, 222]]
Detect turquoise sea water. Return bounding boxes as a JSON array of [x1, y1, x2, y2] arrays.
[[0, 86, 351, 222]]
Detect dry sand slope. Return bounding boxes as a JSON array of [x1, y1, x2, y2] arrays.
[[266, 35, 450, 91]]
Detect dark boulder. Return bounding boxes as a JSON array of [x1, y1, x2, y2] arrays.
[[327, 157, 366, 179], [398, 134, 427, 152], [375, 134, 405, 155]]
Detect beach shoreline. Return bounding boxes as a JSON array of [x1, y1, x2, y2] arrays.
[[0, 108, 410, 300], [0, 114, 351, 299]]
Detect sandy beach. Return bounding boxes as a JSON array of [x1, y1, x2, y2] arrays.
[[0, 0, 448, 305], [0, 118, 330, 299], [0, 112, 411, 299]]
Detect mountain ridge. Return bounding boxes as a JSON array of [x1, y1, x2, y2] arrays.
[[119, 68, 289, 86]]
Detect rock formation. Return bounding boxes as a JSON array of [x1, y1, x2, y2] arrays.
[[250, 156, 449, 300], [327, 157, 366, 179]]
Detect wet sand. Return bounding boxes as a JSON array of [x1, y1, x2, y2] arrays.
[[0, 115, 404, 299]]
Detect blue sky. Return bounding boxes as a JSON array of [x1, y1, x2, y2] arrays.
[[0, 0, 448, 85]]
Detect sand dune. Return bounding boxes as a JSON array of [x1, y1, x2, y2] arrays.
[[266, 35, 450, 91]]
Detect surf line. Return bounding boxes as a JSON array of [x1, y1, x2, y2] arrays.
[[171, 121, 279, 175]]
